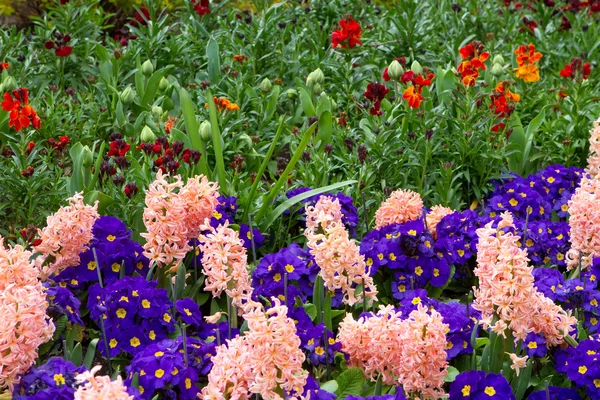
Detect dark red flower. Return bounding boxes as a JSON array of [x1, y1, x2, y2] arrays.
[[382, 68, 390, 82], [192, 0, 211, 16], [21, 166, 34, 177], [364, 82, 389, 115], [132, 7, 150, 27], [107, 139, 131, 157], [55, 46, 72, 57], [26, 141, 35, 154], [44, 41, 55, 49], [0, 62, 9, 72], [124, 182, 139, 198]]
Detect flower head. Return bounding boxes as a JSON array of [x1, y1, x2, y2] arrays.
[[426, 205, 454, 239], [331, 16, 362, 49], [364, 82, 389, 115], [514, 44, 542, 82], [34, 192, 99, 279], [74, 366, 133, 400], [374, 189, 423, 229], [457, 41, 490, 86], [1, 88, 42, 132]]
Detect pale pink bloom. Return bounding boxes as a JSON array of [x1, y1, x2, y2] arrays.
[[74, 365, 133, 400], [34, 192, 99, 279], [304, 196, 377, 306], [337, 304, 449, 399], [509, 353, 528, 377], [198, 222, 258, 313], [567, 175, 600, 270], [141, 171, 219, 269], [374, 189, 423, 229], [473, 212, 577, 346], [586, 116, 600, 179], [0, 239, 54, 391], [426, 205, 453, 239], [205, 312, 224, 324], [201, 299, 307, 400]]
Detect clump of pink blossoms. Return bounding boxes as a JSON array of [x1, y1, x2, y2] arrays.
[[201, 299, 307, 400], [567, 175, 600, 270], [474, 212, 576, 346], [425, 205, 453, 239], [586, 116, 600, 179], [74, 365, 133, 400], [337, 304, 449, 399], [304, 196, 377, 306], [0, 238, 55, 391], [141, 171, 219, 269], [374, 189, 423, 229], [34, 192, 99, 279], [198, 221, 257, 313]]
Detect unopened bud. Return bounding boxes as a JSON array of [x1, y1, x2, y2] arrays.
[[141, 125, 156, 142], [411, 60, 423, 74], [120, 87, 135, 105], [141, 60, 154, 77], [200, 120, 211, 141], [388, 60, 404, 80], [81, 145, 93, 168]]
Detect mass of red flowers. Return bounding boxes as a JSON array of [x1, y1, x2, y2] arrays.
[[48, 136, 70, 154], [131, 7, 150, 27], [560, 57, 591, 81], [1, 88, 41, 132], [490, 81, 520, 132], [363, 82, 389, 115], [457, 41, 490, 86], [401, 70, 434, 109], [0, 62, 8, 72], [44, 32, 72, 57], [331, 16, 362, 49], [191, 0, 210, 16]]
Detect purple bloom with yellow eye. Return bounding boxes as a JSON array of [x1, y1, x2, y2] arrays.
[[524, 332, 547, 357], [12, 357, 86, 400], [302, 376, 337, 400], [44, 284, 83, 325], [175, 298, 203, 327], [239, 223, 265, 249], [528, 386, 582, 400], [449, 370, 515, 400]]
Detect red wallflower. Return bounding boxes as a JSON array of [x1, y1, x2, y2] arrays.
[[1, 88, 41, 132], [44, 32, 72, 57], [400, 69, 434, 109], [107, 139, 131, 157], [131, 7, 150, 26], [26, 141, 35, 154], [48, 136, 70, 153], [0, 62, 9, 72], [560, 58, 591, 81], [382, 68, 390, 82], [457, 41, 489, 86], [364, 82, 389, 115], [233, 54, 248, 63], [21, 166, 34, 177], [331, 16, 362, 49], [55, 46, 72, 57], [191, 0, 210, 16], [165, 116, 177, 134]]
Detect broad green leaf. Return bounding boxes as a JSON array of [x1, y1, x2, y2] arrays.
[[84, 191, 115, 215], [321, 380, 339, 394], [444, 366, 460, 382], [207, 37, 221, 84], [316, 111, 333, 148], [83, 339, 99, 370], [265, 85, 280, 120], [298, 87, 316, 116], [336, 367, 365, 398], [141, 66, 174, 107]]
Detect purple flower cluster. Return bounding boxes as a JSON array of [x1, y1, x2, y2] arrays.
[[44, 284, 83, 325], [87, 276, 175, 357], [449, 370, 515, 399], [54, 216, 150, 289], [13, 358, 85, 400], [125, 337, 215, 400], [556, 335, 600, 398]]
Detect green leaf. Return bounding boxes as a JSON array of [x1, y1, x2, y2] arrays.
[[84, 191, 115, 215], [70, 343, 83, 366], [444, 366, 460, 383], [179, 87, 209, 176], [69, 142, 84, 195], [265, 85, 280, 121], [303, 303, 317, 321], [321, 380, 339, 394], [512, 359, 533, 400], [313, 275, 324, 325], [206, 88, 227, 190], [336, 367, 365, 398], [175, 262, 186, 302], [141, 66, 174, 107], [298, 87, 316, 116], [316, 94, 331, 115], [83, 338, 100, 370], [316, 111, 333, 148], [259, 180, 357, 229], [206, 37, 221, 84]]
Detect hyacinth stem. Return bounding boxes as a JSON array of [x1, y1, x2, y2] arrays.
[[248, 214, 257, 264], [216, 326, 221, 346], [545, 381, 550, 400], [322, 311, 331, 381], [182, 323, 189, 368], [362, 192, 369, 234], [93, 248, 113, 375], [284, 272, 289, 308], [227, 297, 232, 340], [193, 240, 198, 283], [523, 206, 531, 244], [362, 276, 367, 314]]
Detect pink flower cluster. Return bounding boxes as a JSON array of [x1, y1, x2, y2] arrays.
[[141, 171, 219, 269], [201, 299, 307, 400], [34, 192, 99, 279], [0, 238, 54, 391], [586, 116, 600, 179], [304, 196, 377, 306], [426, 205, 453, 239], [567, 175, 600, 270], [198, 222, 257, 313], [337, 304, 449, 399], [474, 212, 577, 346], [374, 189, 423, 229], [74, 365, 133, 400]]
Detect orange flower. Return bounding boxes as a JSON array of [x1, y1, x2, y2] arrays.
[[403, 85, 424, 109], [514, 44, 542, 83], [205, 97, 240, 112], [457, 41, 490, 86], [164, 115, 177, 134], [1, 88, 41, 132], [495, 82, 521, 102], [0, 62, 8, 72]]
